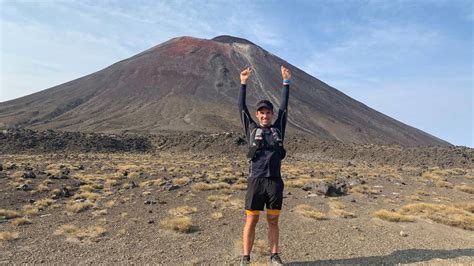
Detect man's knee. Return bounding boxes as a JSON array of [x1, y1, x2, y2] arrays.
[[267, 214, 279, 226], [245, 212, 260, 227]]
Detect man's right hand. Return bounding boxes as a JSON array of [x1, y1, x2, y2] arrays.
[[240, 67, 251, 84]]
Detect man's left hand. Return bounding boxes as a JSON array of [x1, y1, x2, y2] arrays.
[[281, 66, 291, 80]]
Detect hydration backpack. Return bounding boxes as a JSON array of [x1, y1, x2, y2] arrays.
[[246, 126, 286, 160]]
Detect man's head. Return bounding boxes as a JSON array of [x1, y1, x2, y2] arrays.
[[256, 100, 274, 127]]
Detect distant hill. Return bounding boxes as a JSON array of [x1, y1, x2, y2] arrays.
[[0, 35, 450, 146]]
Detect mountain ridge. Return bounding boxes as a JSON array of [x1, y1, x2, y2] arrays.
[[0, 35, 450, 146]]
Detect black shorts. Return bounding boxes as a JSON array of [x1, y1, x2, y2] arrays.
[[245, 176, 284, 212]]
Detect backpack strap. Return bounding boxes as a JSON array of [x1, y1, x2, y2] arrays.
[[270, 127, 286, 160], [247, 127, 263, 160]]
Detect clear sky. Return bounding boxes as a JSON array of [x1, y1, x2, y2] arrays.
[[1, 0, 472, 147]]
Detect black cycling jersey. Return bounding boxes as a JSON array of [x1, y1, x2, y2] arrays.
[[238, 83, 289, 178]]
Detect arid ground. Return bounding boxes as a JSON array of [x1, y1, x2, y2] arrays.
[[1, 149, 473, 265]]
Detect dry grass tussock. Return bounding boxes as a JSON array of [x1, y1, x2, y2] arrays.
[[295, 204, 327, 220], [422, 169, 450, 180], [92, 209, 108, 217], [373, 209, 415, 222], [35, 198, 55, 210], [168, 206, 197, 216], [454, 185, 474, 194], [350, 184, 380, 195], [374, 202, 473, 230], [399, 203, 474, 230], [66, 200, 95, 214], [104, 200, 115, 208], [211, 212, 223, 220], [139, 179, 164, 187], [221, 199, 244, 209], [230, 183, 247, 190], [407, 195, 422, 201], [160, 216, 193, 233], [332, 209, 357, 219], [191, 182, 231, 191], [435, 180, 454, 189], [0, 231, 19, 242], [207, 194, 243, 209], [285, 178, 313, 188], [328, 200, 356, 218], [328, 200, 345, 210], [415, 190, 430, 196], [37, 183, 50, 192], [54, 224, 106, 242], [453, 202, 474, 213], [0, 209, 21, 220], [173, 176, 190, 185], [11, 217, 32, 226], [104, 179, 120, 188], [22, 205, 39, 216], [79, 183, 104, 192], [207, 194, 231, 202], [72, 192, 102, 202]]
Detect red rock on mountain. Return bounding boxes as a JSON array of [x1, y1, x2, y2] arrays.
[[0, 35, 449, 146]]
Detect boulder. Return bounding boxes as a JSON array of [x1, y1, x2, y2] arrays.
[[302, 177, 350, 196]]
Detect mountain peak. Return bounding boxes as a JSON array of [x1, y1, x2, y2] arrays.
[[211, 35, 255, 45], [0, 35, 450, 146]]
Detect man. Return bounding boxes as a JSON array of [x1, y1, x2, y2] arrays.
[[238, 65, 291, 265]]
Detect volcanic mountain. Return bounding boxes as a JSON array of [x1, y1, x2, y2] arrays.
[[0, 35, 449, 146]]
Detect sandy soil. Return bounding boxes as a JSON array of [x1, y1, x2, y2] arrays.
[[1, 152, 473, 265]]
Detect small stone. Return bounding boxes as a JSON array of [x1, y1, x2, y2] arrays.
[[163, 181, 180, 191], [22, 171, 36, 179], [60, 168, 70, 176], [400, 231, 408, 237], [61, 186, 72, 197], [148, 219, 155, 224], [7, 164, 17, 170], [148, 210, 153, 213], [286, 191, 292, 195], [351, 226, 359, 231], [17, 184, 31, 191], [129, 181, 138, 188]]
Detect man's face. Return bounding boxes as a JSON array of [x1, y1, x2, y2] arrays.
[[256, 107, 273, 127]]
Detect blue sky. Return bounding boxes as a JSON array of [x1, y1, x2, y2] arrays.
[[1, 0, 472, 147]]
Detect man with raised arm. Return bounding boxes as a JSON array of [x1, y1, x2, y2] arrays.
[[238, 65, 291, 265]]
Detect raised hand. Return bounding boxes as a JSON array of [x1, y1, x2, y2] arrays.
[[240, 67, 252, 84], [281, 66, 291, 81]]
